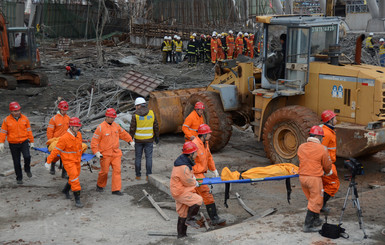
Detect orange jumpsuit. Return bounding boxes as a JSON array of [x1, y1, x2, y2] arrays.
[[217, 38, 225, 60], [322, 125, 340, 197], [91, 121, 133, 192], [226, 35, 235, 59], [47, 130, 83, 191], [246, 37, 254, 58], [297, 137, 332, 213], [182, 110, 204, 142], [211, 38, 218, 64], [170, 160, 203, 218], [192, 137, 216, 205], [235, 36, 244, 58], [47, 113, 70, 139], [0, 114, 34, 144]]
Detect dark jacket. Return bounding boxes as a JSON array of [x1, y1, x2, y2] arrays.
[[174, 154, 194, 170], [187, 40, 198, 54], [129, 106, 160, 143]]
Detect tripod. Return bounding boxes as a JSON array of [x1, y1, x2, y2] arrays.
[[339, 175, 368, 239]]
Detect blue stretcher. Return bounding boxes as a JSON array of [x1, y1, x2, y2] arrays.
[[199, 174, 299, 207], [33, 147, 95, 162]]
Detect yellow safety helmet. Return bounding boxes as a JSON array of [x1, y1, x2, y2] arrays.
[[190, 35, 194, 39]]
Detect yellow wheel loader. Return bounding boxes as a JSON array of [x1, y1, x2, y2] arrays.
[[149, 15, 385, 164]]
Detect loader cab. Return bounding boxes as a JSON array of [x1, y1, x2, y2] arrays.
[[257, 15, 340, 96], [7, 27, 39, 71]]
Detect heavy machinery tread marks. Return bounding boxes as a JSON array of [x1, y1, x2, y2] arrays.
[[262, 105, 319, 164], [186, 91, 233, 152]]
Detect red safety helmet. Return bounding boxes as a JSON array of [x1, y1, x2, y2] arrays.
[[65, 66, 71, 71], [105, 108, 117, 118], [198, 124, 212, 135], [182, 142, 198, 154], [194, 102, 205, 110], [309, 126, 324, 136], [69, 117, 82, 127], [9, 102, 21, 111], [58, 101, 69, 111], [321, 110, 336, 123]]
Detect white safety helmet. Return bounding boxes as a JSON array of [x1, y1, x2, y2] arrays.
[[229, 30, 233, 34], [164, 36, 167, 40], [380, 38, 385, 42], [217, 34, 222, 38], [174, 35, 178, 39], [238, 32, 243, 36], [177, 36, 181, 40], [244, 32, 249, 36], [192, 33, 197, 37], [212, 31, 217, 36], [369, 32, 374, 36], [135, 97, 146, 106]]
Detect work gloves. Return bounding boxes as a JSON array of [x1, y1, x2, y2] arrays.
[[210, 169, 219, 177], [193, 175, 199, 187], [155, 137, 159, 144], [45, 162, 51, 170], [0, 143, 4, 153], [129, 141, 135, 149], [325, 169, 333, 176], [30, 143, 35, 149], [95, 152, 103, 159]]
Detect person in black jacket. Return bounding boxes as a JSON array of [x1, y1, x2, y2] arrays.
[[187, 35, 198, 67]]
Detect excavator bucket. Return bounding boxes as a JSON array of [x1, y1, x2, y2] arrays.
[[149, 87, 206, 134]]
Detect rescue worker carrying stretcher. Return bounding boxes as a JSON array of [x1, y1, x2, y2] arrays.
[[45, 117, 84, 208], [192, 124, 226, 225], [46, 100, 70, 178], [182, 102, 204, 142], [297, 126, 332, 232], [91, 108, 134, 195], [170, 142, 203, 238], [320, 110, 340, 213]]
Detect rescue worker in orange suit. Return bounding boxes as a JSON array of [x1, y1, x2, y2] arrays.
[[129, 97, 160, 180], [217, 34, 225, 60], [226, 30, 235, 59], [170, 142, 203, 238], [47, 100, 70, 178], [192, 124, 226, 225], [235, 32, 244, 58], [0, 102, 34, 184], [210, 34, 218, 64], [182, 102, 205, 142], [245, 33, 255, 58], [320, 110, 340, 213], [45, 117, 84, 208], [91, 108, 134, 195], [297, 126, 332, 232]]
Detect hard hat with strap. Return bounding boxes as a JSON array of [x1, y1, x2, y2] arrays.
[[9, 102, 21, 111], [69, 117, 82, 127], [182, 141, 198, 154], [135, 97, 146, 106], [58, 101, 69, 111], [309, 126, 324, 136], [194, 102, 205, 110], [198, 124, 212, 135], [105, 108, 117, 118], [66, 66, 71, 71], [321, 110, 336, 123]]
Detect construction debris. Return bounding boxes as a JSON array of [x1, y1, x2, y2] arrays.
[[142, 189, 170, 221]]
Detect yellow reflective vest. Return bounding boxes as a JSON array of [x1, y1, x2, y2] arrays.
[[134, 110, 155, 140], [366, 37, 373, 48], [162, 41, 172, 52], [380, 44, 385, 55], [175, 41, 183, 52]]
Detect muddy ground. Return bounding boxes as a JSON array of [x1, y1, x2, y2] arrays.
[[0, 40, 385, 245]]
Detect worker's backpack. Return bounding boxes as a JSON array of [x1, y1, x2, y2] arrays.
[[319, 221, 349, 239]]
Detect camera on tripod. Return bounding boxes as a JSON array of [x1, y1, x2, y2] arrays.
[[344, 158, 364, 176]]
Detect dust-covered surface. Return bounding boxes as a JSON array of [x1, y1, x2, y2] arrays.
[[0, 39, 385, 245]]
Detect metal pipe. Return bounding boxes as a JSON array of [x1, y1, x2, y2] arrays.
[[284, 0, 293, 14], [367, 0, 379, 18], [355, 34, 365, 65], [319, 0, 326, 15], [272, 0, 284, 15], [379, 0, 385, 18]]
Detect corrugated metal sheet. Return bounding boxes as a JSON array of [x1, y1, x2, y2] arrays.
[[116, 71, 163, 97]]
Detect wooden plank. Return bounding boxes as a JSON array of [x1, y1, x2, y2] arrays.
[[156, 202, 176, 210], [200, 212, 211, 231], [235, 192, 256, 216], [142, 189, 170, 221]]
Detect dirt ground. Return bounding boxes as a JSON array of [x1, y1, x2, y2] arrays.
[[0, 40, 385, 245]]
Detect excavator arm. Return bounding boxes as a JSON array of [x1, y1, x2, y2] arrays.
[[0, 12, 10, 70]]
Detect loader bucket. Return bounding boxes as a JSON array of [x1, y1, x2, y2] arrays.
[[149, 87, 206, 134]]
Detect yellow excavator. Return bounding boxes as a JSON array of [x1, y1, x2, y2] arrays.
[[149, 15, 385, 164]]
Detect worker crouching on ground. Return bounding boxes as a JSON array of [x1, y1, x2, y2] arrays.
[[182, 102, 205, 142], [192, 124, 226, 225], [45, 117, 84, 208], [170, 142, 203, 238], [297, 126, 332, 232], [320, 110, 340, 213], [91, 108, 134, 195], [129, 97, 159, 181], [46, 100, 70, 178], [0, 102, 34, 184]]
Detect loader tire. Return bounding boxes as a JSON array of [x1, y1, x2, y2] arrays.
[[262, 105, 319, 164], [0, 75, 17, 90], [184, 91, 233, 152]]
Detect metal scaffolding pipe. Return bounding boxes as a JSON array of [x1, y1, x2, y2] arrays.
[[272, 0, 284, 14], [367, 0, 379, 18], [319, 0, 326, 15], [379, 0, 385, 18], [284, 0, 293, 14]]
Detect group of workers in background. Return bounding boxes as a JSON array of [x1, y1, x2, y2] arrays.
[[161, 30, 258, 67], [365, 32, 385, 67]]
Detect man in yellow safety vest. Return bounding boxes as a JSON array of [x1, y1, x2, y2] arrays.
[[379, 38, 385, 67], [175, 36, 183, 64], [129, 97, 160, 180]]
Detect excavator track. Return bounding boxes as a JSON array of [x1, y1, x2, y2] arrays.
[[184, 91, 233, 152], [262, 105, 319, 164], [0, 74, 17, 90]]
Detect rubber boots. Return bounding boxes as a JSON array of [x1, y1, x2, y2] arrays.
[[62, 183, 71, 199], [50, 162, 56, 175], [61, 168, 68, 179], [206, 203, 226, 225], [303, 210, 319, 233], [185, 204, 200, 229], [177, 217, 188, 238], [313, 212, 323, 227], [73, 191, 84, 208]]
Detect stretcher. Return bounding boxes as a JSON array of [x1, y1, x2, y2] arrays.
[[33, 147, 96, 172], [198, 174, 299, 208]]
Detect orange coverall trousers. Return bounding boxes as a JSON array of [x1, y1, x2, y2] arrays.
[[194, 172, 215, 205], [97, 155, 122, 192], [299, 175, 324, 213]]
